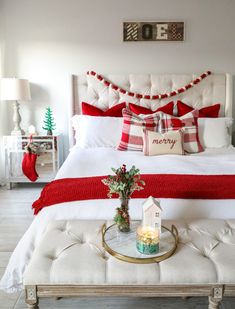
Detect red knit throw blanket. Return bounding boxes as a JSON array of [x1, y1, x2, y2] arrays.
[[32, 174, 235, 215]]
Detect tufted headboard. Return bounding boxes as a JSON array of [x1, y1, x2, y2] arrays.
[[70, 73, 232, 144]]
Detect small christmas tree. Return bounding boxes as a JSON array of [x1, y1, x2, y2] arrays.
[[42, 107, 56, 135]]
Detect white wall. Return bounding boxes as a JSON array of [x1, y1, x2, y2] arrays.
[[1, 0, 235, 162], [0, 1, 7, 182]]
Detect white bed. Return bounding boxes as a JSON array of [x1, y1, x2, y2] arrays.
[[1, 72, 235, 293], [55, 146, 235, 221]]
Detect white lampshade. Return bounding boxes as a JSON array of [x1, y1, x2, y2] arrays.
[[0, 78, 31, 101]]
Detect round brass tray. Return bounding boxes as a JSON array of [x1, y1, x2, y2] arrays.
[[102, 222, 178, 264]]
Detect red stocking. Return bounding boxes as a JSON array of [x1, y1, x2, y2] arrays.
[[22, 152, 39, 182], [22, 135, 39, 182]]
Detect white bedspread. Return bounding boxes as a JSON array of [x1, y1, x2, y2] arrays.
[[1, 146, 235, 293], [56, 146, 235, 178]]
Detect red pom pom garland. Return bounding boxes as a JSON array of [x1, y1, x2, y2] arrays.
[[86, 70, 212, 100]]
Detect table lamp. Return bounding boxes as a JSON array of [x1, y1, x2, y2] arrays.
[[0, 78, 31, 135]]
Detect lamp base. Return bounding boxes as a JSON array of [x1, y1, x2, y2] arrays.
[[12, 101, 25, 136], [11, 129, 25, 136]]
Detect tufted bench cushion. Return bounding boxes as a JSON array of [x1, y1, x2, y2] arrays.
[[23, 219, 235, 308]]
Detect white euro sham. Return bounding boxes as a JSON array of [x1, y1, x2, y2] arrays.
[[198, 118, 233, 148], [71, 115, 123, 148]]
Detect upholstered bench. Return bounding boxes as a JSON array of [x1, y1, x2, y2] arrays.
[[23, 219, 235, 309]]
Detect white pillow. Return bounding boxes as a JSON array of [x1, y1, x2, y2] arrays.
[[198, 118, 233, 148], [71, 115, 123, 148]]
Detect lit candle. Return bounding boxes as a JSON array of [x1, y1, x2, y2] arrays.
[[136, 225, 159, 255]]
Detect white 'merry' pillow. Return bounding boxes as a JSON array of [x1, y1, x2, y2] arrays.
[[143, 129, 184, 156], [198, 118, 233, 148], [71, 115, 123, 148]]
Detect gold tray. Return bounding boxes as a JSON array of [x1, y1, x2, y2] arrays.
[[102, 222, 178, 264]]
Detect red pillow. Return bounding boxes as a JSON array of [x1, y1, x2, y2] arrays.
[[177, 101, 220, 118], [129, 101, 174, 115], [82, 102, 126, 117]]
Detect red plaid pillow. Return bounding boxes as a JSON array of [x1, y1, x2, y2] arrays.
[[117, 109, 160, 151], [159, 110, 203, 153]]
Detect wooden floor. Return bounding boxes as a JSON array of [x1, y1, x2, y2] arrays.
[[0, 184, 235, 309]]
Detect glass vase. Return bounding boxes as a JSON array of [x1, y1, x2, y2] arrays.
[[116, 198, 130, 233]]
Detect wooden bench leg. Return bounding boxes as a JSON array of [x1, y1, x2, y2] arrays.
[[208, 285, 223, 309], [208, 296, 221, 309], [25, 285, 39, 309], [27, 304, 39, 309]]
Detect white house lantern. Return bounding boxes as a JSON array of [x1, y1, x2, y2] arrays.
[[142, 196, 162, 231]]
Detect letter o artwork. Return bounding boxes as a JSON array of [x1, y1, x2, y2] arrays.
[[142, 24, 153, 40]]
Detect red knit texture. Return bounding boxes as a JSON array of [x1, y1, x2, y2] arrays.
[[32, 174, 235, 215], [22, 153, 39, 182]]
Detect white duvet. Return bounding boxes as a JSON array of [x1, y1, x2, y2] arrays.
[[1, 146, 235, 292]]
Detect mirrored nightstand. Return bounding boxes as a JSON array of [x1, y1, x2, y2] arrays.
[[3, 135, 62, 189]]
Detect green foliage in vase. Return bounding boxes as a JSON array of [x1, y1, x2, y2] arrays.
[[114, 212, 126, 225], [102, 164, 145, 199], [42, 107, 56, 134]]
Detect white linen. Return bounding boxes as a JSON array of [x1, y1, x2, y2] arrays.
[[198, 117, 233, 148], [56, 146, 235, 178], [1, 146, 235, 293], [71, 115, 123, 148]]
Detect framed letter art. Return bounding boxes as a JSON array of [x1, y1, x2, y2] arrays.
[[123, 21, 184, 42]]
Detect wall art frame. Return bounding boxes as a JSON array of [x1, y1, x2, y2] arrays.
[[123, 21, 185, 42]]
